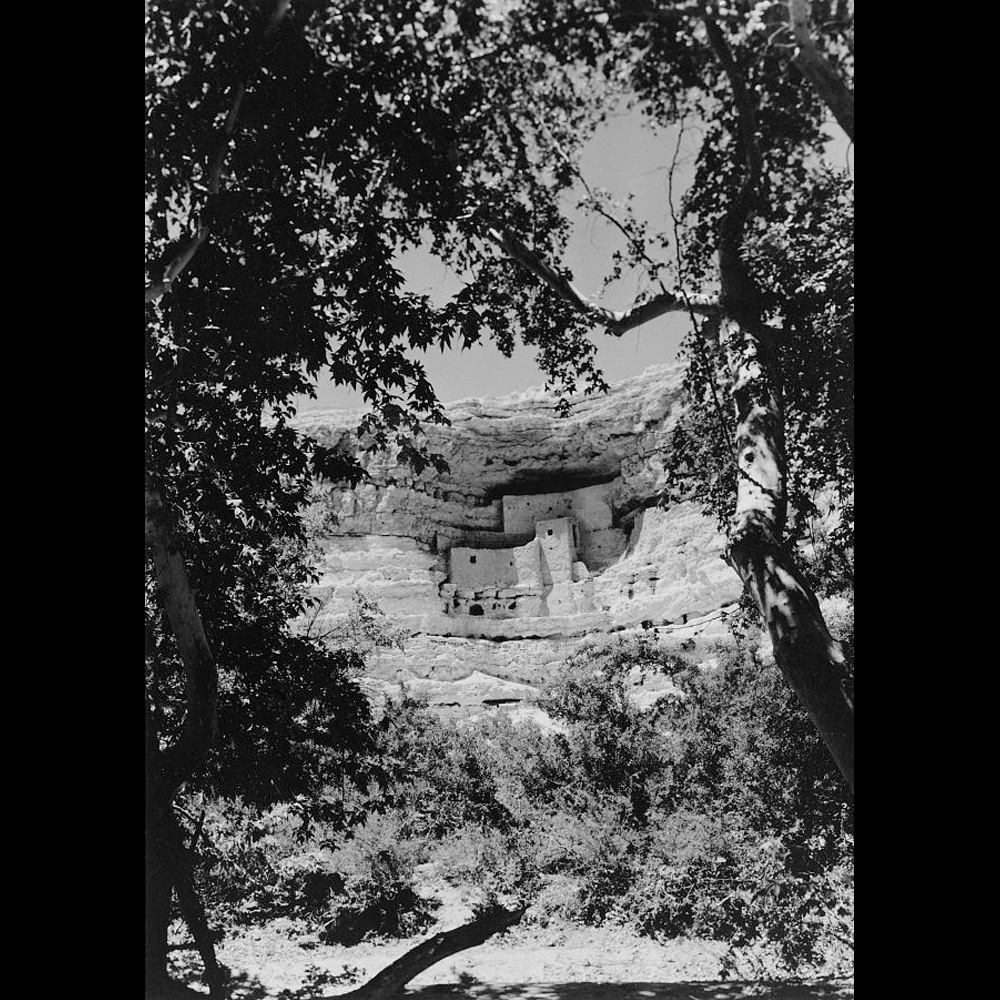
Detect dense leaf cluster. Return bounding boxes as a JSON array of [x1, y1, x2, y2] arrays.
[[145, 0, 622, 834], [195, 624, 853, 972]]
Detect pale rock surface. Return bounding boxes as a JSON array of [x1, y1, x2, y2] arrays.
[[596, 505, 737, 627], [361, 670, 541, 718], [293, 364, 744, 715]]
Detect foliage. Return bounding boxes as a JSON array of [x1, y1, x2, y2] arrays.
[[539, 630, 854, 973], [539, 635, 686, 823], [420, 629, 851, 973], [146, 0, 619, 451], [186, 616, 852, 971], [668, 167, 854, 593], [146, 2, 854, 977], [144, 14, 631, 949], [195, 794, 437, 943], [195, 799, 344, 927], [151, 592, 406, 850], [319, 812, 437, 944], [743, 171, 854, 592]]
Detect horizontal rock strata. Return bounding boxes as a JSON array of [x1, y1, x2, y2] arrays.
[[292, 364, 745, 715]]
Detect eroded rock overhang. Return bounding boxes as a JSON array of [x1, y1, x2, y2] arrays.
[[291, 363, 745, 710]]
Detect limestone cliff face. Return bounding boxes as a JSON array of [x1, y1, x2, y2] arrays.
[[292, 363, 744, 713]]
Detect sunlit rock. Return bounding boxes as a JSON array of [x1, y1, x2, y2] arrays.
[[293, 364, 744, 716]]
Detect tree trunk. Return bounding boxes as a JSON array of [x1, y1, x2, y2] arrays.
[[721, 318, 854, 792], [145, 489, 222, 989], [337, 906, 527, 1000], [788, 0, 855, 143], [168, 814, 229, 998], [145, 489, 218, 809], [145, 830, 174, 993], [727, 530, 854, 788], [147, 688, 174, 992]]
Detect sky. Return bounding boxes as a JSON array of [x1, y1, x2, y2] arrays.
[[293, 104, 852, 413]]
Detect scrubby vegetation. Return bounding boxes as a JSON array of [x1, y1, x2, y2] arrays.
[[147, 2, 854, 990], [182, 611, 853, 979]]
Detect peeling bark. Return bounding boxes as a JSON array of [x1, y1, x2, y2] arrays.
[[719, 317, 854, 793], [707, 17, 854, 792], [721, 318, 853, 789], [337, 906, 527, 1000], [728, 528, 854, 789]]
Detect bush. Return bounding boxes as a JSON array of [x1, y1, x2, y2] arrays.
[[320, 813, 437, 944], [490, 630, 854, 974], [194, 798, 345, 928], [191, 617, 853, 976]]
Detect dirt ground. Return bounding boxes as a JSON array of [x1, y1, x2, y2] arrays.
[[165, 905, 853, 1000]]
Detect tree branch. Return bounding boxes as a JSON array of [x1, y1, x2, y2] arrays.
[[613, 3, 853, 145], [483, 223, 719, 335], [530, 109, 673, 294], [788, 0, 854, 142], [703, 15, 763, 316], [145, 0, 291, 303], [337, 905, 527, 1000]]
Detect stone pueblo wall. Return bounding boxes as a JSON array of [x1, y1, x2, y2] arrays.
[[291, 363, 745, 714]]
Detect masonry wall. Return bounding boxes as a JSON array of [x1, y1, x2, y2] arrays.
[[449, 545, 520, 589], [444, 517, 593, 620], [536, 517, 576, 586], [503, 481, 625, 570]]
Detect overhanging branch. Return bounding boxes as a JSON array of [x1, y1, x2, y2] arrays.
[[145, 0, 291, 303], [484, 224, 719, 334]]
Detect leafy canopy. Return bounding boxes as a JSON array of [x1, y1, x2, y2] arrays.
[[146, 0, 854, 822]]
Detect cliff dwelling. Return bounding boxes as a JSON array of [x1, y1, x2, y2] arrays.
[[440, 482, 625, 620], [295, 364, 746, 715]]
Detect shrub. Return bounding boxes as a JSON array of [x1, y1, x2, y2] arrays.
[[194, 797, 345, 928], [533, 630, 854, 974], [192, 619, 853, 977], [320, 813, 437, 944]]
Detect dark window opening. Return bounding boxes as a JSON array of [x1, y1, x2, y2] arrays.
[[547, 528, 553, 536], [469, 604, 484, 616], [470, 554, 477, 564]]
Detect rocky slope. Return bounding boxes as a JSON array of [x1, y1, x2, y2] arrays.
[[292, 364, 744, 714]]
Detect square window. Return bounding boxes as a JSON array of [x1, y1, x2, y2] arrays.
[[547, 529, 553, 536], [470, 555, 477, 564]]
